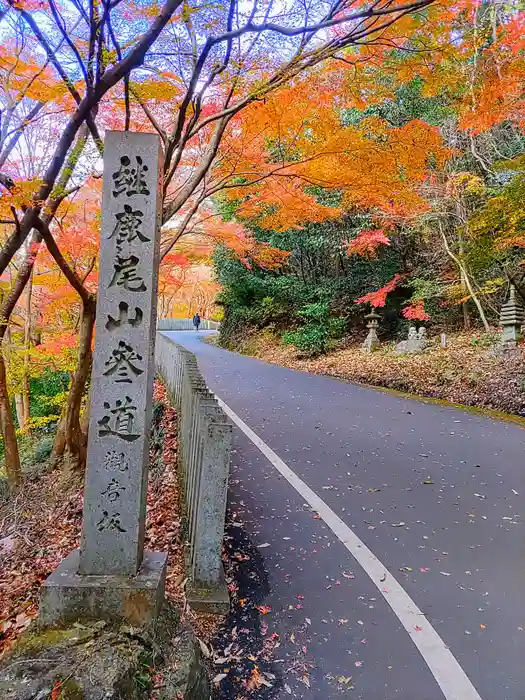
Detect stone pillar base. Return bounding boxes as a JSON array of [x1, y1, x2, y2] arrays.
[[186, 576, 230, 615], [39, 549, 168, 628], [183, 548, 229, 614]]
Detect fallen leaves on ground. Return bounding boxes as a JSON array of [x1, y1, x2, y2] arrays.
[[239, 330, 525, 416], [0, 472, 83, 654], [0, 380, 220, 657]]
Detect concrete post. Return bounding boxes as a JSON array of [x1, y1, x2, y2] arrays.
[[154, 334, 230, 612], [192, 418, 231, 584]]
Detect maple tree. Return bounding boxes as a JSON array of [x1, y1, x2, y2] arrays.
[[0, 0, 440, 481], [355, 274, 403, 308], [213, 0, 525, 354], [1, 0, 524, 478]]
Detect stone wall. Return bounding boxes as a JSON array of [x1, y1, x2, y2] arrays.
[[157, 318, 220, 331], [155, 333, 230, 611]]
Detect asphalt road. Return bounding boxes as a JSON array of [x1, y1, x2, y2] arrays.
[[164, 331, 525, 700]]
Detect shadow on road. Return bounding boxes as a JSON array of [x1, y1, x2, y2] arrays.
[[211, 513, 282, 699]]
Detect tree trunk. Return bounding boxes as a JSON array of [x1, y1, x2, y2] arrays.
[[439, 221, 490, 332], [0, 350, 21, 487], [458, 235, 471, 330], [53, 296, 96, 473], [14, 394, 25, 429], [461, 267, 471, 330], [19, 271, 33, 429]]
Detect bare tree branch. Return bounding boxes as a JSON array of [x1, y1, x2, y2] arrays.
[[47, 0, 89, 84], [129, 85, 167, 143], [0, 0, 185, 277], [0, 102, 44, 169]]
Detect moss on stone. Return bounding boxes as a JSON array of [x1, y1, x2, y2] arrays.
[[56, 678, 84, 700], [10, 624, 94, 657], [0, 604, 208, 700]]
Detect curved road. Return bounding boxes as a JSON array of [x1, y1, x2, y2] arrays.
[[165, 331, 524, 700]]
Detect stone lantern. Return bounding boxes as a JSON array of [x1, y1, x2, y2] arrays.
[[362, 310, 381, 353], [500, 285, 525, 348]]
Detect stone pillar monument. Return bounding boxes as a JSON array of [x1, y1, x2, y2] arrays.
[[40, 132, 167, 627], [500, 284, 525, 348]]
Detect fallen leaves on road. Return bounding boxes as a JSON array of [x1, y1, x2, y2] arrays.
[[256, 605, 272, 615], [245, 665, 274, 690]]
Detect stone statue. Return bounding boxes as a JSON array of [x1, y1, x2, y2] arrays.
[[395, 325, 428, 354]]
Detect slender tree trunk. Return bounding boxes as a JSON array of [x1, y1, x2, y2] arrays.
[[14, 395, 25, 428], [458, 233, 471, 330], [12, 267, 34, 430], [460, 270, 471, 330], [52, 397, 68, 460], [0, 350, 21, 487], [22, 271, 33, 427], [53, 297, 96, 472], [439, 221, 490, 331]]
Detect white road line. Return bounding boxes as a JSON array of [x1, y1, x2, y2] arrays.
[[217, 397, 483, 700]]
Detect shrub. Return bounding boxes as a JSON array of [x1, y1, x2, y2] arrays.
[[282, 301, 345, 355]]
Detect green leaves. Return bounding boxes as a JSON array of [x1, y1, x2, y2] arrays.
[[283, 301, 345, 356]]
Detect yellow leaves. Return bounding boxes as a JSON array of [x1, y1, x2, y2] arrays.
[[0, 179, 43, 219], [145, 0, 162, 18], [469, 172, 525, 252], [101, 47, 118, 66], [0, 196, 13, 221], [446, 172, 485, 198], [23, 414, 61, 433], [13, 179, 43, 208], [476, 278, 505, 297], [131, 75, 183, 102], [0, 48, 68, 104]]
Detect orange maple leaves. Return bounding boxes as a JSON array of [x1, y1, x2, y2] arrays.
[[205, 219, 290, 270], [402, 300, 430, 321], [216, 65, 448, 233], [459, 13, 525, 133], [347, 229, 390, 258], [355, 274, 403, 308]]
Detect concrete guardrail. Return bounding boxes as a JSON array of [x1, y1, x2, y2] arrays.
[[155, 333, 231, 612], [157, 318, 220, 331]]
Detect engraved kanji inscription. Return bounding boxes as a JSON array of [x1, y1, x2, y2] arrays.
[[98, 397, 140, 441], [110, 205, 149, 248], [112, 155, 150, 197], [96, 510, 126, 533], [103, 450, 130, 472], [103, 341, 144, 383], [105, 302, 143, 332], [101, 477, 125, 502], [109, 255, 146, 292]]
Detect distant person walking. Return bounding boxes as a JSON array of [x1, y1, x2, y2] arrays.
[[193, 312, 201, 331]]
